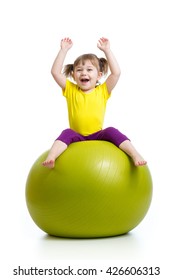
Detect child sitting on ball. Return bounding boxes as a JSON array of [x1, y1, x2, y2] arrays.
[[42, 37, 147, 168]]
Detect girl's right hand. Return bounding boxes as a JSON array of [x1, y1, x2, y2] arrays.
[[61, 37, 73, 51]]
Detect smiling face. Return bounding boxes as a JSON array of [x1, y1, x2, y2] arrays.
[[73, 59, 102, 93]]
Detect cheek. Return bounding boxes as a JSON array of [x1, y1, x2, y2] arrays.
[[73, 72, 79, 80], [73, 74, 77, 81]]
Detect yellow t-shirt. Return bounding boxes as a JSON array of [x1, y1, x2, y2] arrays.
[[62, 80, 111, 136]]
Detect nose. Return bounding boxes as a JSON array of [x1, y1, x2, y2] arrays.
[[81, 69, 87, 75]]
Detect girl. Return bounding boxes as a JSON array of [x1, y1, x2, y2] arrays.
[[42, 37, 147, 168]]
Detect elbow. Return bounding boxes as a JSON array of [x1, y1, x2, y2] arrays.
[[114, 70, 121, 82], [117, 69, 121, 78], [51, 67, 56, 78], [51, 68, 60, 82], [116, 70, 121, 82]]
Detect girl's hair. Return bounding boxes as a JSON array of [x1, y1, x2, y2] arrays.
[[63, 54, 108, 78]]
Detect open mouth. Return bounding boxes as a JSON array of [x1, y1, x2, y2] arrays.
[[80, 78, 89, 83]]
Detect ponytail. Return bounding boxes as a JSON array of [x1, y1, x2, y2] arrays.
[[63, 64, 73, 77], [99, 57, 108, 75]]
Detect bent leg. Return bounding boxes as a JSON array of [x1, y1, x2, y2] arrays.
[[95, 127, 147, 166], [42, 129, 85, 168], [95, 127, 130, 146], [42, 140, 67, 168], [56, 128, 85, 145]]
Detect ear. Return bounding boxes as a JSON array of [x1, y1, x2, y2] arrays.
[[71, 71, 76, 81], [97, 71, 103, 81]]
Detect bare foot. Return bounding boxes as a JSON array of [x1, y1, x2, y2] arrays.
[[133, 156, 147, 167], [119, 140, 147, 167], [42, 159, 55, 169]]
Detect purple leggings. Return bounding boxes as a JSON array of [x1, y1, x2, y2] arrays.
[[56, 127, 129, 147]]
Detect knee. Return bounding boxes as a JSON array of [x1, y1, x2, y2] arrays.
[[57, 129, 79, 145], [103, 127, 118, 136], [61, 128, 76, 135], [58, 129, 84, 145], [103, 127, 129, 147], [62, 128, 73, 133], [62, 129, 80, 139], [100, 127, 122, 146]]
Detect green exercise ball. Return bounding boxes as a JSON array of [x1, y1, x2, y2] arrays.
[[25, 141, 152, 238]]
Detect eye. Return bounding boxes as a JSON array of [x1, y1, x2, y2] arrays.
[[87, 68, 93, 72]]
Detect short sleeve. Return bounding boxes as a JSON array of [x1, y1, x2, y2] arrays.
[[100, 82, 111, 100], [62, 79, 74, 97]]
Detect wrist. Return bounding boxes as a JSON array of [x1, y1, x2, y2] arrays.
[[103, 48, 111, 55], [60, 48, 69, 54]]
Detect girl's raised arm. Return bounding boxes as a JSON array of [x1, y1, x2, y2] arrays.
[[97, 37, 121, 94], [51, 38, 73, 89]]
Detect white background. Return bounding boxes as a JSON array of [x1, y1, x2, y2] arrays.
[[1, 0, 172, 278]]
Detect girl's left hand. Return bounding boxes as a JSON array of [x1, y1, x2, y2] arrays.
[[97, 37, 110, 51]]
